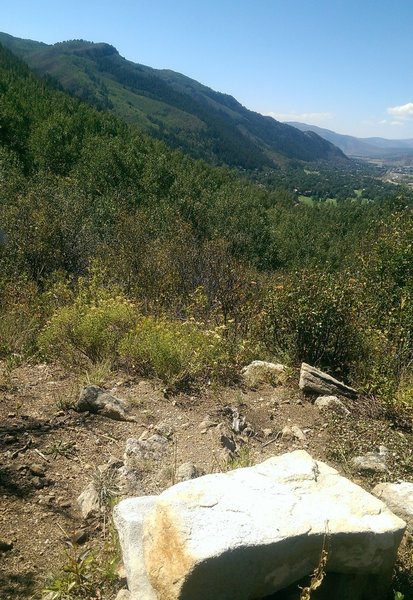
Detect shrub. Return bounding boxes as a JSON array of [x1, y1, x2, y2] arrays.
[[39, 292, 137, 367], [256, 270, 365, 379], [119, 316, 237, 386], [0, 278, 41, 360]]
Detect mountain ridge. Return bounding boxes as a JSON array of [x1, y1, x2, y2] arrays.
[[287, 121, 413, 159], [0, 32, 347, 169]]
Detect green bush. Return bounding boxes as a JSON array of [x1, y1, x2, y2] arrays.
[[119, 316, 236, 386], [256, 271, 365, 378], [0, 278, 41, 360], [39, 292, 137, 366]]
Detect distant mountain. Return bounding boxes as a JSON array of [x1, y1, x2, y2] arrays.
[[287, 121, 413, 160], [0, 32, 346, 169]]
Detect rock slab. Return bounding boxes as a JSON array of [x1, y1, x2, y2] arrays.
[[114, 450, 405, 600], [299, 363, 357, 399]]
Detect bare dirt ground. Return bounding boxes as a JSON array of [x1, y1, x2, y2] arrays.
[[0, 362, 412, 599]]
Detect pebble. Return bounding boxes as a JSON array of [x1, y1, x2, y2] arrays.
[[29, 463, 46, 477], [4, 434, 17, 444]]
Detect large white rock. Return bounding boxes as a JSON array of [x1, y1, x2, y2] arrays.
[[114, 451, 405, 600]]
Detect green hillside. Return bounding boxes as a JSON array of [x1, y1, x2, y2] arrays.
[[0, 32, 346, 169], [1, 39, 413, 403]]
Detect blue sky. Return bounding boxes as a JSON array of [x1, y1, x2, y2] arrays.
[[2, 0, 413, 138]]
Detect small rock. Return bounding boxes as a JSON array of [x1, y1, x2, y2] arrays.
[[29, 463, 46, 477], [315, 395, 350, 416], [117, 467, 143, 496], [77, 385, 134, 421], [72, 529, 89, 545], [7, 413, 16, 418], [154, 422, 175, 439], [351, 447, 388, 473], [4, 434, 17, 444], [0, 539, 13, 552], [32, 476, 46, 489], [77, 482, 100, 519], [282, 425, 306, 442], [262, 428, 273, 438], [220, 434, 236, 454], [241, 360, 286, 387], [175, 463, 205, 483], [124, 435, 168, 468]]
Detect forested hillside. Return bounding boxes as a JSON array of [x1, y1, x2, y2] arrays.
[[0, 32, 346, 169], [1, 41, 413, 407]]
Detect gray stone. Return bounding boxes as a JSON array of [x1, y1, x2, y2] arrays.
[[114, 451, 405, 600], [175, 463, 205, 483], [241, 360, 285, 387], [118, 467, 144, 497], [299, 363, 357, 399], [154, 422, 175, 439], [77, 481, 100, 519], [315, 395, 350, 416], [351, 447, 388, 473], [199, 416, 218, 433], [373, 481, 413, 529], [282, 425, 306, 442], [124, 435, 168, 468], [77, 385, 134, 421]]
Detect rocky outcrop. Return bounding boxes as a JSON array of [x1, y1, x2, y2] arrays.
[[114, 450, 405, 600], [299, 363, 357, 399]]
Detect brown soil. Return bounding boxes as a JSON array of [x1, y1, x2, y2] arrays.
[[0, 362, 412, 599]]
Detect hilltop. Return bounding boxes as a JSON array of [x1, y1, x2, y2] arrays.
[[0, 32, 346, 169]]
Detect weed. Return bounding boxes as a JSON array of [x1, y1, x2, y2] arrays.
[[43, 541, 99, 599], [226, 444, 254, 470], [92, 467, 120, 511], [45, 440, 77, 460], [53, 383, 79, 412], [43, 530, 121, 599], [299, 530, 329, 600], [82, 358, 113, 387]]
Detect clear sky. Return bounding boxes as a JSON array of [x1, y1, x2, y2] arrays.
[[2, 0, 413, 138]]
